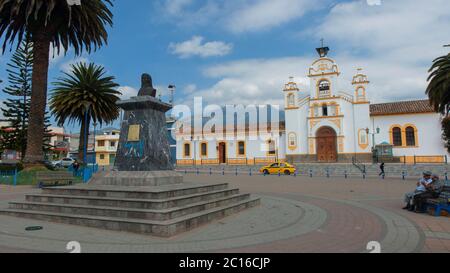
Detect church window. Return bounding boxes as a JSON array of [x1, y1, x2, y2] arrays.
[[184, 143, 191, 157], [406, 127, 416, 147], [357, 87, 365, 101], [287, 93, 295, 108], [200, 142, 208, 157], [359, 130, 368, 145], [238, 141, 246, 156], [392, 127, 402, 147], [322, 105, 328, 116], [318, 80, 331, 98], [288, 133, 297, 149]]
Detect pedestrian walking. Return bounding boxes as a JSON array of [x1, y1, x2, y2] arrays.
[[379, 162, 385, 177]]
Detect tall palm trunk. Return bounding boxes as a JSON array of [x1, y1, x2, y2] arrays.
[[23, 31, 50, 164], [78, 115, 91, 165]]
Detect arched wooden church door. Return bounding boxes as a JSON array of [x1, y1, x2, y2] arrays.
[[316, 127, 338, 163]]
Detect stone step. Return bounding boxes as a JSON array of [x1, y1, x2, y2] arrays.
[[41, 183, 229, 200], [9, 193, 251, 221], [25, 188, 240, 210], [0, 197, 261, 237]]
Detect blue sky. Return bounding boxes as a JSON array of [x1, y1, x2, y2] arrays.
[[0, 0, 449, 133]]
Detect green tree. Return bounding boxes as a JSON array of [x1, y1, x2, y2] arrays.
[[442, 117, 450, 154], [0, 35, 51, 159], [50, 62, 121, 163], [426, 52, 450, 115], [0, 0, 114, 164]]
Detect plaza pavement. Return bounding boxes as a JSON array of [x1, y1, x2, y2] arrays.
[[0, 174, 449, 253]]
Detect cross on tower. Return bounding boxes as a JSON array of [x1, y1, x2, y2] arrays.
[[316, 39, 330, 58]]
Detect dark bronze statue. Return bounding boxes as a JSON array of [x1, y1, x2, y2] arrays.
[[138, 73, 157, 97]]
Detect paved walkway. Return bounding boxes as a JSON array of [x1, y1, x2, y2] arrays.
[[0, 175, 448, 253]]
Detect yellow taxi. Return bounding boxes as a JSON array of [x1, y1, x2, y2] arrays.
[[259, 162, 297, 176]]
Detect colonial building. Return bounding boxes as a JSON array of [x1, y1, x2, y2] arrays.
[[284, 46, 447, 163], [176, 47, 448, 165]]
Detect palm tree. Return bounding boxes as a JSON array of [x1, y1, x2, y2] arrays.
[[50, 62, 120, 164], [0, 0, 114, 164], [426, 52, 450, 115]]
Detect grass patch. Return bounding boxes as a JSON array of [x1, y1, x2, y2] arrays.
[[0, 167, 83, 186]]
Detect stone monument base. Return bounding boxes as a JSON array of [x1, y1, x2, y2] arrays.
[[0, 180, 260, 237], [90, 171, 183, 187]]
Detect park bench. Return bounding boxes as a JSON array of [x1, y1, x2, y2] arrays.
[[36, 171, 75, 188], [426, 185, 450, 217]]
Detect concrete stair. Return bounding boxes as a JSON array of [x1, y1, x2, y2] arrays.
[[0, 183, 260, 237]]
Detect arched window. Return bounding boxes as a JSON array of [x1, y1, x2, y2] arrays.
[[359, 130, 368, 145], [356, 87, 365, 101], [287, 93, 295, 107], [288, 133, 297, 149], [405, 127, 416, 147], [200, 142, 208, 157], [318, 80, 331, 98], [184, 143, 191, 157], [392, 127, 402, 147], [237, 141, 246, 156]]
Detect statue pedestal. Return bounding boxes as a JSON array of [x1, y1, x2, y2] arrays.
[[99, 96, 183, 186]]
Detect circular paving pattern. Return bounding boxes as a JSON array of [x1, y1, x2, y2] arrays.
[[0, 193, 424, 253]]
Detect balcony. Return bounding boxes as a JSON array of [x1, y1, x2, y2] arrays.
[[95, 146, 117, 153]]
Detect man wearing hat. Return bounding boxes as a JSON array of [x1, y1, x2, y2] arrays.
[[403, 171, 433, 211], [412, 174, 442, 213]]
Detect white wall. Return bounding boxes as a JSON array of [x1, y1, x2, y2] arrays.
[[372, 113, 448, 156]]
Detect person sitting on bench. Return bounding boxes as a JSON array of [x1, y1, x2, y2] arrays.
[[403, 171, 433, 211], [412, 174, 441, 213]]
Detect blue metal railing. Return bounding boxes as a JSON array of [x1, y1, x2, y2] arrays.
[[0, 169, 18, 186], [68, 164, 99, 183]]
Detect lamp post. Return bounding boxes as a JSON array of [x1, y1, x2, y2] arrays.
[[366, 127, 380, 163], [82, 102, 91, 182], [93, 122, 97, 172], [191, 135, 196, 166]]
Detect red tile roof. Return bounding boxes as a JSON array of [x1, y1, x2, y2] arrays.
[[370, 99, 435, 116]]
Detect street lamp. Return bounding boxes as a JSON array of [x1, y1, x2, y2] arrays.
[[366, 127, 381, 163], [93, 122, 97, 172], [82, 102, 91, 182], [190, 135, 197, 166]]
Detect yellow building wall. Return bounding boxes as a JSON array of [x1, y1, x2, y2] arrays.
[[96, 153, 115, 166]]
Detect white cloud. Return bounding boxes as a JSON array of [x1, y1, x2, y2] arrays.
[[226, 0, 324, 33], [184, 57, 311, 106], [60, 57, 90, 73], [165, 0, 450, 105], [164, 0, 194, 15], [307, 0, 450, 102], [156, 0, 326, 33], [169, 36, 233, 58], [117, 86, 138, 100], [49, 47, 67, 65]]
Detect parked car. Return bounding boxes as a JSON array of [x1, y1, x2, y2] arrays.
[[52, 158, 75, 168], [259, 162, 297, 176]]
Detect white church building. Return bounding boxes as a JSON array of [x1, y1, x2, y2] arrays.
[[176, 47, 448, 165]]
